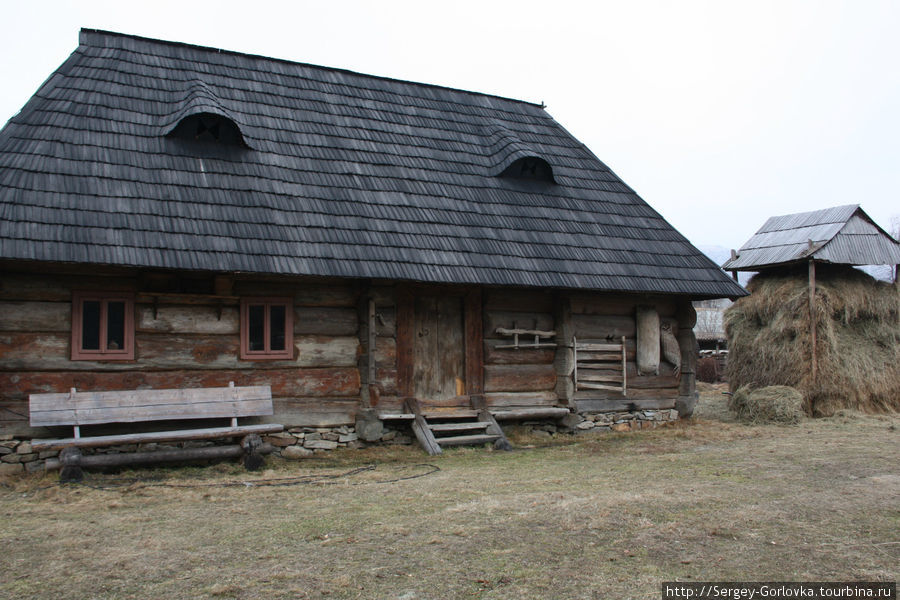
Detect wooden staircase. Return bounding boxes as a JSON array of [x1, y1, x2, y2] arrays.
[[403, 397, 512, 456]]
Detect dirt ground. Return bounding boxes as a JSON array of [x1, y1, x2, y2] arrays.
[[1, 385, 897, 599]]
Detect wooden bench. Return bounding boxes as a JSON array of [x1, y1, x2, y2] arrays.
[[30, 382, 283, 481], [573, 336, 628, 395]]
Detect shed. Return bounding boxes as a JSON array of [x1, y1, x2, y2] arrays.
[[722, 205, 899, 415], [0, 29, 745, 449]]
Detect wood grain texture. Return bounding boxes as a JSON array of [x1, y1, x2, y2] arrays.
[[574, 397, 676, 412], [396, 289, 414, 397], [0, 301, 70, 332], [484, 311, 554, 337], [484, 340, 555, 365], [464, 289, 484, 396], [483, 289, 554, 313], [484, 364, 556, 393], [571, 314, 636, 339]]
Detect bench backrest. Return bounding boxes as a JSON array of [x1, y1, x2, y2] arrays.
[[29, 383, 273, 428]]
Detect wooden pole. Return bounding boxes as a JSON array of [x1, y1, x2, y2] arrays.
[[809, 259, 817, 381]]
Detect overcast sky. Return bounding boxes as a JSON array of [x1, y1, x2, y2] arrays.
[[2, 0, 898, 257]]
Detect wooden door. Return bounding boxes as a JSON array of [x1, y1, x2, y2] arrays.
[[412, 295, 465, 402]]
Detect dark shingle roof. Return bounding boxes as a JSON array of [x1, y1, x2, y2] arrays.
[[0, 29, 746, 298], [722, 204, 900, 271]]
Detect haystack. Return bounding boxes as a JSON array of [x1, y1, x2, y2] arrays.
[[724, 265, 900, 416]]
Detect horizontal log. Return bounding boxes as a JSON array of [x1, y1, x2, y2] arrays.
[[574, 398, 677, 412], [137, 305, 238, 335], [484, 340, 555, 365], [0, 368, 360, 403], [484, 364, 557, 393], [0, 332, 360, 370], [571, 314, 635, 339], [0, 301, 70, 332], [294, 307, 358, 336], [32, 423, 284, 451], [491, 407, 570, 420], [484, 311, 554, 337], [578, 362, 678, 389], [45, 443, 276, 471], [374, 337, 396, 368], [263, 397, 358, 427], [484, 391, 558, 407], [375, 307, 397, 337], [483, 289, 554, 313]]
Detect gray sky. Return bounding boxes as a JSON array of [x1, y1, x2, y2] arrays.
[[2, 0, 898, 256]]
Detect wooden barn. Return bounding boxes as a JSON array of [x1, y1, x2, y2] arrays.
[[0, 30, 746, 460]]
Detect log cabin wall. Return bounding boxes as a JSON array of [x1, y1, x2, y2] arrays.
[[481, 289, 559, 411], [0, 267, 363, 436], [565, 293, 692, 414]]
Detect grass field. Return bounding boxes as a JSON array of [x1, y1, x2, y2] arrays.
[[1, 386, 897, 599]]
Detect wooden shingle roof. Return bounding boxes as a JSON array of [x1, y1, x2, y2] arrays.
[[0, 29, 746, 298], [722, 204, 900, 271]]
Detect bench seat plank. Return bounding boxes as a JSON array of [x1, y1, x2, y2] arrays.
[[30, 385, 273, 427], [31, 423, 284, 451]]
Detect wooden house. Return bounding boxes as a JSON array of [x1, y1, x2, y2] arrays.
[[0, 30, 746, 448]]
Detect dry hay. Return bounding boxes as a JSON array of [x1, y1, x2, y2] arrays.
[[728, 385, 804, 424], [725, 265, 900, 416]]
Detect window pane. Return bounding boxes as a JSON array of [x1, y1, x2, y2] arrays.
[[106, 301, 126, 351], [270, 304, 286, 351], [81, 300, 101, 350], [248, 305, 265, 351]]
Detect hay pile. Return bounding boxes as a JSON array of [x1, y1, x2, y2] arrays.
[[728, 385, 804, 424], [725, 265, 900, 416]]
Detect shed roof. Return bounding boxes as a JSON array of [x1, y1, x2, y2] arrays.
[[0, 29, 746, 298], [722, 205, 900, 271]]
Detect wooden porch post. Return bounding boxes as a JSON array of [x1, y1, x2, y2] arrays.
[[808, 259, 817, 382], [464, 288, 484, 397]]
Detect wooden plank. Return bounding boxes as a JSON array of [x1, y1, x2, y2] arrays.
[[577, 382, 625, 392], [295, 307, 359, 336], [0, 301, 70, 332], [464, 289, 484, 396], [577, 373, 624, 383], [484, 364, 556, 393], [396, 289, 414, 397], [428, 421, 490, 432], [404, 398, 442, 455], [0, 273, 137, 302], [31, 423, 283, 451], [574, 387, 679, 401], [435, 434, 500, 447], [574, 398, 676, 413]]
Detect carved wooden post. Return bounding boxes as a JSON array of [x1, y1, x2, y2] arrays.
[[675, 301, 698, 418]]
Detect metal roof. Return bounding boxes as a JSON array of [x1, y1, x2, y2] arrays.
[[0, 29, 747, 298], [722, 205, 900, 271]]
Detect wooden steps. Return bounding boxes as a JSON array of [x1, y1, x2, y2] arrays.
[[403, 398, 512, 456]]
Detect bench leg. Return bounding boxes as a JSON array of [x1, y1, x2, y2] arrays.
[[241, 434, 265, 471], [59, 447, 84, 483]]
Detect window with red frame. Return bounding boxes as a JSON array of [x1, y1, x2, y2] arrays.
[[71, 292, 135, 360], [240, 298, 294, 360]]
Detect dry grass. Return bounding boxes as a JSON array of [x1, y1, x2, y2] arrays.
[[725, 265, 900, 416], [729, 385, 805, 424], [1, 390, 898, 599]]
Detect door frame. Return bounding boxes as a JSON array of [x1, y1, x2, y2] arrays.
[[396, 285, 483, 400]]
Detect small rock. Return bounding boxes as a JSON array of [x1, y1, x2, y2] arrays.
[[346, 440, 365, 449], [338, 433, 358, 443], [16, 442, 33, 454], [304, 439, 339, 450], [0, 447, 12, 455], [321, 432, 340, 442], [0, 441, 17, 449], [18, 453, 38, 463], [669, 409, 680, 421], [381, 431, 397, 442], [264, 435, 297, 447], [38, 450, 59, 459], [611, 423, 631, 433], [281, 446, 314, 460], [559, 413, 582, 429], [25, 460, 45, 473], [1, 454, 22, 463], [0, 434, 15, 441], [305, 432, 322, 441], [336, 426, 351, 435], [287, 427, 305, 433], [0, 462, 23, 475], [576, 421, 595, 430]]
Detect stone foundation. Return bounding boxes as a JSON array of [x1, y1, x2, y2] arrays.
[[0, 410, 679, 474]]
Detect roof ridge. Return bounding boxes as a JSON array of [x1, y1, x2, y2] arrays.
[[78, 28, 547, 110]]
